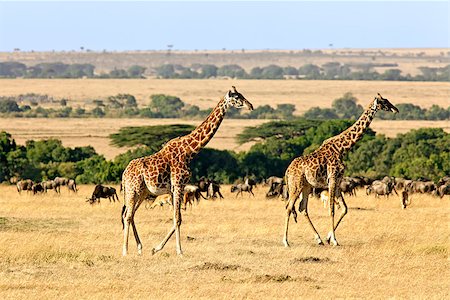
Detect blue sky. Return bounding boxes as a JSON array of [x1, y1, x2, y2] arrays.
[[0, 1, 448, 51]]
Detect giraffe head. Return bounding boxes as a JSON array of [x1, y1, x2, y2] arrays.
[[372, 93, 399, 113], [225, 86, 254, 111]]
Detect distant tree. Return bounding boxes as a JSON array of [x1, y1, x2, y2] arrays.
[[127, 65, 146, 78], [283, 66, 299, 76], [380, 69, 403, 81], [275, 104, 296, 119], [0, 62, 27, 77], [199, 64, 218, 78], [298, 64, 321, 79], [156, 64, 176, 78], [109, 124, 195, 151], [91, 107, 105, 117], [303, 107, 339, 119], [148, 94, 184, 117], [331, 92, 364, 119], [0, 100, 21, 113], [109, 68, 128, 78], [249, 67, 263, 79], [261, 65, 284, 79], [217, 64, 246, 78]]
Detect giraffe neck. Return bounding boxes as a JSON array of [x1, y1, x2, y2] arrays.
[[184, 97, 228, 155], [323, 99, 378, 156]]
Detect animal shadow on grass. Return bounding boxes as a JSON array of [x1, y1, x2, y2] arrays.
[[291, 256, 331, 264], [190, 262, 250, 272]]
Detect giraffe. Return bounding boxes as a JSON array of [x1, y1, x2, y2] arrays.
[[283, 93, 398, 247], [121, 86, 253, 256]]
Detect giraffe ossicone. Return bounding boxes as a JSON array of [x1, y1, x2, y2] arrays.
[[283, 93, 398, 248], [121, 87, 253, 256]]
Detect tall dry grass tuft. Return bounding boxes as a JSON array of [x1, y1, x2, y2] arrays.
[[0, 184, 448, 298]]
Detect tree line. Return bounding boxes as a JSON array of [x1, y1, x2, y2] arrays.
[[0, 62, 146, 79], [1, 92, 448, 121], [1, 61, 449, 81], [1, 121, 448, 185]]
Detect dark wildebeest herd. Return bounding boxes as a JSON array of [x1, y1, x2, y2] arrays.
[[14, 174, 449, 209], [16, 177, 77, 195], [263, 174, 450, 209]]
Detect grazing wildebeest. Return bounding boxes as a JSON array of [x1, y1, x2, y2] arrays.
[[16, 179, 34, 194], [208, 181, 224, 199], [31, 183, 44, 195], [366, 180, 397, 198], [244, 177, 257, 189], [405, 180, 435, 194], [231, 183, 255, 197], [266, 181, 288, 200], [86, 184, 119, 204], [436, 184, 450, 198], [67, 179, 77, 193], [340, 177, 358, 197], [42, 180, 60, 194], [54, 177, 69, 186], [197, 177, 211, 197]]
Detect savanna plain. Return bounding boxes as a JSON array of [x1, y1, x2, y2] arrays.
[[0, 185, 448, 299], [1, 79, 449, 158]]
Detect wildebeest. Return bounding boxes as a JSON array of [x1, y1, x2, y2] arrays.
[[405, 180, 435, 194], [266, 181, 286, 199], [366, 180, 397, 198], [31, 183, 44, 195], [16, 179, 34, 194], [435, 184, 450, 198], [67, 179, 77, 193], [41, 180, 60, 194], [86, 184, 119, 204], [231, 183, 254, 197], [207, 181, 224, 199], [340, 177, 359, 196]]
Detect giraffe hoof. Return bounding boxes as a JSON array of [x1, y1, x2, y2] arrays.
[[151, 248, 157, 255], [283, 240, 290, 248]]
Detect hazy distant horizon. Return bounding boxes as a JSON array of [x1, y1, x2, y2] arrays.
[[0, 1, 448, 52]]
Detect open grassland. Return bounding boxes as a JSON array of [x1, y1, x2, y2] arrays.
[[0, 185, 448, 299], [1, 79, 449, 112], [0, 118, 449, 160], [1, 79, 448, 158]]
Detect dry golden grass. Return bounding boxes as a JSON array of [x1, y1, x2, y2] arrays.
[[0, 185, 448, 299], [1, 79, 449, 113]]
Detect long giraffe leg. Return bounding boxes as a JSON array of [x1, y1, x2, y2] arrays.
[[282, 184, 301, 247], [130, 198, 145, 255], [283, 196, 298, 247], [152, 186, 184, 256], [122, 205, 132, 256], [298, 186, 323, 245], [326, 178, 339, 246], [333, 192, 348, 231]]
